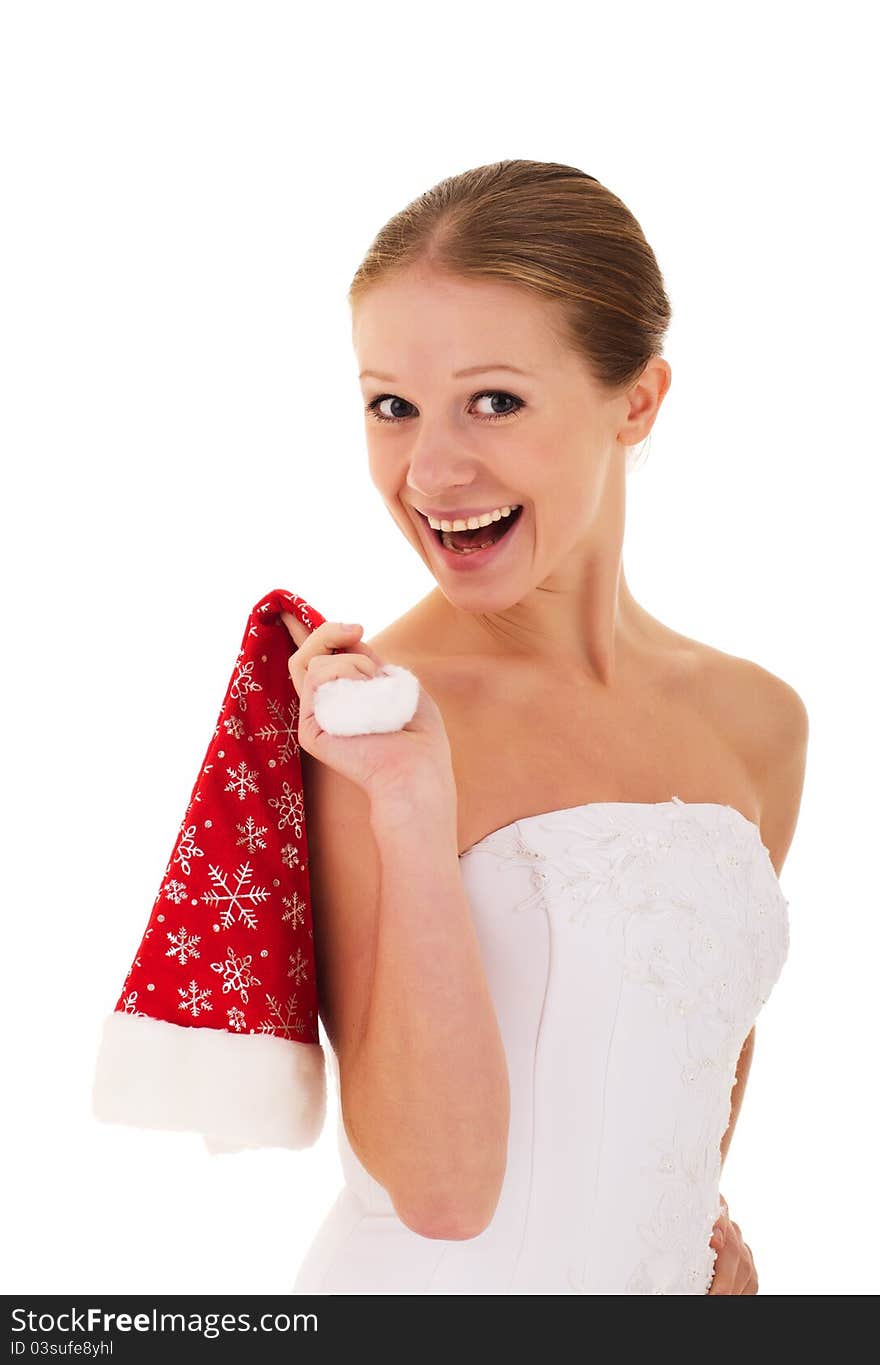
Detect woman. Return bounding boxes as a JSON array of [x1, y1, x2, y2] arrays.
[[283, 160, 806, 1295]]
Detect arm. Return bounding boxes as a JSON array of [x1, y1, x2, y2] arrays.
[[301, 749, 510, 1241], [719, 671, 808, 1169], [711, 673, 808, 1290]]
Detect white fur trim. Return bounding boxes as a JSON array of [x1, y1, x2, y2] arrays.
[[314, 663, 419, 736], [92, 1011, 326, 1151]]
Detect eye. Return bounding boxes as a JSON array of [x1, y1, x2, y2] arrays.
[[365, 389, 525, 424]]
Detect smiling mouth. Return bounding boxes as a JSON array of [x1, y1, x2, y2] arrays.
[[419, 506, 524, 553]]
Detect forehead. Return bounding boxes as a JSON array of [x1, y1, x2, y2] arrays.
[[353, 268, 569, 380]]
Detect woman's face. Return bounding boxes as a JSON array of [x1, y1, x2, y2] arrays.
[[352, 265, 657, 614]]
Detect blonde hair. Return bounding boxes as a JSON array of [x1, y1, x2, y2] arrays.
[[348, 159, 673, 473]]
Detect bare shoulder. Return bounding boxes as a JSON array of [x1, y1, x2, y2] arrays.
[[363, 617, 481, 703], [694, 641, 809, 875], [363, 611, 446, 670]]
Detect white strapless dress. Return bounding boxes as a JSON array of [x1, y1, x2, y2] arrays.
[[292, 796, 790, 1295]]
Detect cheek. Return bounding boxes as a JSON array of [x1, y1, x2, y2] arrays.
[[365, 446, 387, 491], [366, 447, 411, 508], [536, 488, 599, 545]]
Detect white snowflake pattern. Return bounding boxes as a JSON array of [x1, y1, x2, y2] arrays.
[[227, 1006, 247, 1032], [235, 816, 268, 853], [121, 990, 145, 1017], [201, 860, 270, 929], [280, 842, 302, 870], [224, 760, 260, 802], [259, 993, 307, 1039], [286, 946, 310, 984], [223, 714, 245, 740], [229, 658, 263, 714], [162, 879, 189, 905], [178, 980, 213, 1017], [268, 781, 304, 835], [253, 696, 300, 765], [174, 824, 205, 878], [165, 925, 201, 965], [281, 889, 307, 930], [210, 946, 262, 1003]]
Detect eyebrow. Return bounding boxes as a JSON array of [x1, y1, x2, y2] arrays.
[[358, 363, 532, 382]]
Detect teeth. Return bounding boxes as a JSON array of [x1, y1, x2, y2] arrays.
[[426, 504, 520, 532]]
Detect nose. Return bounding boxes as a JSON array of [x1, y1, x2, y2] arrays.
[[404, 454, 481, 507]]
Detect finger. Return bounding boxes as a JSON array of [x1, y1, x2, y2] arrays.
[[707, 1242, 737, 1294], [287, 621, 365, 694], [328, 631, 386, 670], [712, 1224, 752, 1296], [292, 654, 366, 750], [279, 610, 312, 650], [733, 1261, 752, 1295], [710, 1217, 727, 1249], [307, 652, 380, 684], [352, 640, 387, 669], [734, 1244, 756, 1295], [294, 656, 381, 745], [739, 1269, 758, 1295], [289, 618, 362, 658]]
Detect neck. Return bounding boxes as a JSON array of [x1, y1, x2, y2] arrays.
[[423, 557, 660, 689]]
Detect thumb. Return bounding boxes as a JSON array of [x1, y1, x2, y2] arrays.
[[280, 610, 311, 650]]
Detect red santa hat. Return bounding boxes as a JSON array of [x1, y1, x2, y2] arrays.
[[91, 587, 419, 1155]]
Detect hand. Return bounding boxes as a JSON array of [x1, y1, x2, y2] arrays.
[[707, 1196, 758, 1294], [280, 614, 457, 805]]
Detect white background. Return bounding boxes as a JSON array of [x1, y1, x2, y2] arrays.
[[2, 0, 877, 1298]]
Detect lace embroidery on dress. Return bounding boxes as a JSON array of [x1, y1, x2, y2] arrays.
[[465, 799, 790, 1295]]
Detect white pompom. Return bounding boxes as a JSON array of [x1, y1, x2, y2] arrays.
[[313, 663, 419, 736]]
